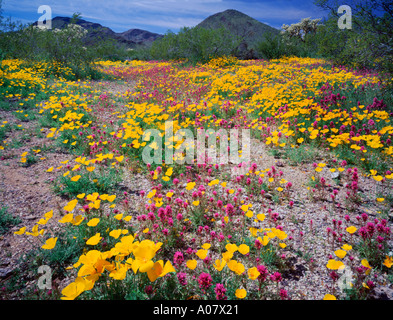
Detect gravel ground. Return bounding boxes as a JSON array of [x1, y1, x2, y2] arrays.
[[1, 82, 392, 300]]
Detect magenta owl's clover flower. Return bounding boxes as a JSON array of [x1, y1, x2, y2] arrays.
[[377, 223, 385, 233], [257, 265, 268, 282], [198, 273, 213, 290], [366, 222, 375, 237], [225, 203, 235, 215], [177, 272, 187, 286], [144, 285, 153, 295], [147, 211, 155, 221], [173, 251, 184, 266], [359, 227, 369, 239], [329, 271, 339, 281], [203, 256, 212, 265], [366, 280, 375, 289], [214, 283, 227, 300], [270, 271, 282, 283], [250, 163, 258, 172], [280, 289, 289, 300], [218, 233, 225, 242]]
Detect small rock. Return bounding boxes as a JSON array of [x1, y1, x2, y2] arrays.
[[0, 268, 14, 279], [0, 258, 10, 267], [371, 287, 393, 300], [331, 171, 340, 179]]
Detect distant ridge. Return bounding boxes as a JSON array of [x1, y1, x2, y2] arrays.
[[33, 16, 163, 47], [118, 28, 164, 46]]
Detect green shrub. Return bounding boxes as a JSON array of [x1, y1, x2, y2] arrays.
[[254, 33, 287, 59], [0, 206, 21, 235], [313, 0, 393, 73], [149, 26, 241, 64]]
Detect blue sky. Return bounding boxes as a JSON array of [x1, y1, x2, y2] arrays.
[[2, 0, 328, 34]]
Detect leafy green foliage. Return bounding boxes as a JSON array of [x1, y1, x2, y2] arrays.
[[313, 0, 393, 73], [148, 26, 241, 63], [0, 206, 21, 235], [53, 167, 122, 198], [254, 33, 288, 60]]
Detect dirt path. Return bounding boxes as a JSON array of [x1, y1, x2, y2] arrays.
[[0, 114, 73, 285]]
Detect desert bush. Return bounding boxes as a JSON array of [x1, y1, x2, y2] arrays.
[[313, 0, 393, 73], [149, 26, 241, 63], [254, 33, 289, 60]]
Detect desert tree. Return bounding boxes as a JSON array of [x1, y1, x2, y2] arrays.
[[281, 17, 322, 42], [314, 0, 393, 72]]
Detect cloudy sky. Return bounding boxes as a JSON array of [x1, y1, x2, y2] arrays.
[[2, 0, 328, 34]]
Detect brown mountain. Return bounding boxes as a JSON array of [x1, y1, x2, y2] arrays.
[[197, 9, 280, 45], [195, 9, 281, 59], [118, 29, 163, 46]]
